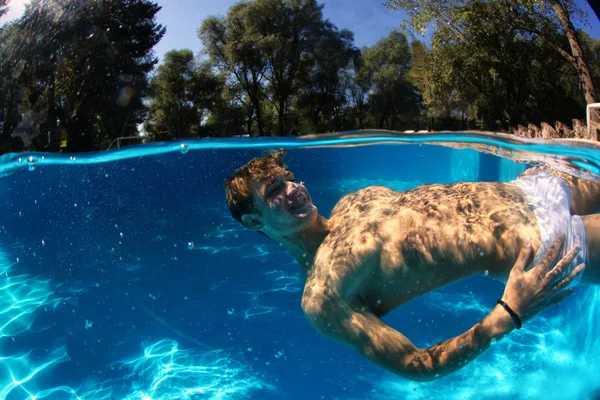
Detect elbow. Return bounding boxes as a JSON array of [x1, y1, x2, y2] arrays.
[[398, 351, 454, 382]]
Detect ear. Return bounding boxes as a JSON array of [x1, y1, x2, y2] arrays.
[[241, 213, 264, 231]]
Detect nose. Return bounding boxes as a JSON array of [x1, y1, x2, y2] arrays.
[[287, 182, 301, 198]]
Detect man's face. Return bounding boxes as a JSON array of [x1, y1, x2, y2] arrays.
[[249, 167, 318, 237]]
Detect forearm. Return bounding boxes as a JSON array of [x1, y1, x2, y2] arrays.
[[402, 305, 516, 381]]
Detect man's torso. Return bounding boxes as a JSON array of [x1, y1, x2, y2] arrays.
[[306, 182, 542, 316]]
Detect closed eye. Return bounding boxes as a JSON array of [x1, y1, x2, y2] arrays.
[[267, 181, 283, 197]]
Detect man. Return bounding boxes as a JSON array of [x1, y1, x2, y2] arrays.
[[223, 150, 600, 381]]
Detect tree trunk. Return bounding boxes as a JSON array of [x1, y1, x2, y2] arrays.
[[253, 95, 265, 136], [278, 97, 286, 136], [246, 107, 254, 137], [549, 0, 599, 138], [47, 62, 60, 152]]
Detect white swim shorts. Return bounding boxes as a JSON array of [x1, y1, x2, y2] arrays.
[[513, 170, 586, 286]]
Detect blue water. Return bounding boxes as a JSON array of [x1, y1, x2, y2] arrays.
[[0, 131, 599, 399]]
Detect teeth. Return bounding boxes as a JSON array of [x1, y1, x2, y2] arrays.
[[291, 197, 305, 209]]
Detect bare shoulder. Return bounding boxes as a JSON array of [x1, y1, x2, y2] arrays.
[[331, 185, 397, 217], [302, 224, 379, 313]]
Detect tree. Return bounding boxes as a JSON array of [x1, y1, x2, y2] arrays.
[[420, 18, 587, 129], [199, 0, 346, 136], [56, 0, 165, 151], [199, 3, 269, 136], [385, 0, 599, 125], [203, 81, 249, 137], [360, 30, 422, 130], [146, 50, 200, 139], [296, 27, 360, 133], [0, 0, 7, 18], [253, 0, 331, 135], [0, 0, 165, 152], [403, 0, 593, 130], [344, 53, 370, 130], [146, 51, 226, 140]]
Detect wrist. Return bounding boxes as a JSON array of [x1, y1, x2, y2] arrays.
[[497, 299, 522, 329], [478, 304, 517, 342]]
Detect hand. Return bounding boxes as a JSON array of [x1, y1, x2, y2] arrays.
[[501, 233, 585, 324]]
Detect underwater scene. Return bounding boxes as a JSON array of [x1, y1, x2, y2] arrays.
[[0, 131, 599, 400]]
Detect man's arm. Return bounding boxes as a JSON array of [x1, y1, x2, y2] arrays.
[[302, 235, 584, 382], [303, 292, 515, 381]]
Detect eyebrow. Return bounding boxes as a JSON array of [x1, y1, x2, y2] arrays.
[[263, 177, 279, 200]]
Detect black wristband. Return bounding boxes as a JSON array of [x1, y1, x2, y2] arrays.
[[497, 299, 522, 329]]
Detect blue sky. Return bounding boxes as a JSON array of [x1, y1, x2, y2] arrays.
[[149, 0, 600, 62], [1, 0, 599, 62]]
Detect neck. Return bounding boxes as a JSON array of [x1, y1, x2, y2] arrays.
[[281, 215, 330, 276]]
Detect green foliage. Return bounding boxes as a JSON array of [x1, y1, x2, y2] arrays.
[[385, 0, 598, 108], [145, 50, 234, 139], [199, 0, 368, 136], [146, 50, 200, 140], [385, 0, 580, 42], [295, 27, 360, 133], [2, 0, 598, 151], [0, 0, 165, 152], [0, 0, 7, 18], [359, 31, 422, 130]]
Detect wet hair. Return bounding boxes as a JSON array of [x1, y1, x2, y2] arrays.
[[224, 149, 287, 226]]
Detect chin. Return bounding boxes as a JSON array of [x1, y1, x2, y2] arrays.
[[294, 204, 318, 220]]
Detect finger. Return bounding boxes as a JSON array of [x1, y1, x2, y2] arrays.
[[513, 240, 533, 273], [548, 288, 575, 307], [542, 246, 581, 288], [549, 263, 585, 293], [536, 233, 566, 274]]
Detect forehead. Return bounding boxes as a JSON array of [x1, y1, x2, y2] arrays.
[[250, 167, 288, 199], [255, 166, 287, 185]]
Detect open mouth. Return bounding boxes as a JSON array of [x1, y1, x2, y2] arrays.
[[289, 196, 307, 210], [288, 190, 309, 212]]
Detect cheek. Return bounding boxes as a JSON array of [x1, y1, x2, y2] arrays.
[[271, 198, 281, 207]]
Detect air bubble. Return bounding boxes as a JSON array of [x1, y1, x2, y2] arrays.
[[180, 143, 189, 154], [27, 156, 37, 171], [187, 241, 194, 250]]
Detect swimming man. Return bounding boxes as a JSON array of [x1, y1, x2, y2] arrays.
[[224, 150, 600, 381]]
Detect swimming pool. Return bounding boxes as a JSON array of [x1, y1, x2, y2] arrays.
[[0, 131, 598, 399]]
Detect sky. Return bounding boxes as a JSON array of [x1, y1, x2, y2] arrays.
[[1, 0, 600, 63]]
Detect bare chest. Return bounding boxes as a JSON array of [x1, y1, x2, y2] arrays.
[[314, 183, 540, 315]]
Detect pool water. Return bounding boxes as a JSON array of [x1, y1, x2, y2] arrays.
[[0, 131, 599, 399]]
